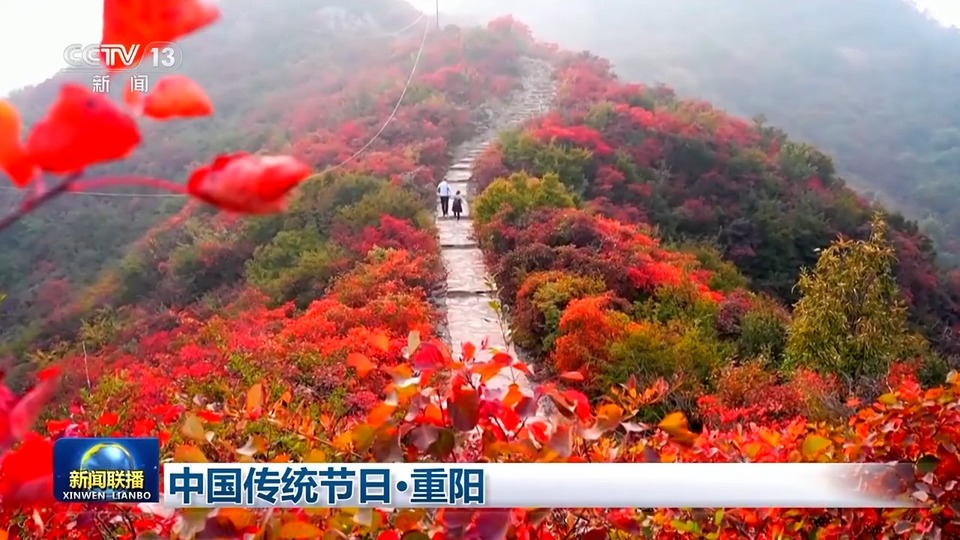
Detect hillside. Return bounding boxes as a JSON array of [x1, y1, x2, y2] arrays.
[[592, 0, 960, 254], [0, 2, 958, 539], [0, 0, 440, 349], [470, 53, 960, 361], [423, 0, 960, 263]]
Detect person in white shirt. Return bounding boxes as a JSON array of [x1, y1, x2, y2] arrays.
[[437, 179, 452, 217]]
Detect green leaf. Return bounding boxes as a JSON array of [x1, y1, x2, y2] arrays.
[[801, 434, 831, 460], [917, 454, 940, 475], [180, 413, 206, 442], [428, 428, 456, 459], [670, 520, 698, 533], [877, 393, 897, 406]]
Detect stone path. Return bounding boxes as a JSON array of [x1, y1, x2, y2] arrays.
[[436, 58, 555, 399]]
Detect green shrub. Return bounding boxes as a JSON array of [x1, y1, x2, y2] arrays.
[[512, 271, 607, 353], [472, 171, 576, 224], [246, 229, 347, 308], [604, 320, 733, 400]]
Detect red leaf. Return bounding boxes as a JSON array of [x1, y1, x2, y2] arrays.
[[196, 410, 222, 423], [37, 366, 60, 382], [367, 402, 395, 427], [376, 532, 401, 540], [502, 384, 524, 409], [187, 153, 312, 214], [527, 421, 549, 444], [461, 341, 476, 362], [347, 353, 377, 379], [490, 352, 513, 367], [123, 81, 144, 110], [447, 389, 480, 431], [142, 75, 213, 120], [4, 369, 61, 449], [45, 419, 72, 434], [24, 84, 141, 174], [560, 371, 584, 382], [470, 509, 511, 540], [411, 342, 446, 371], [582, 528, 608, 540], [472, 361, 506, 384], [0, 434, 55, 505], [98, 412, 120, 427], [369, 333, 391, 353], [102, 0, 220, 70], [132, 418, 157, 436], [512, 361, 533, 376], [561, 389, 592, 421], [495, 403, 522, 432], [0, 100, 37, 187]]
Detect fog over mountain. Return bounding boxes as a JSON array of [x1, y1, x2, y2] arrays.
[[416, 0, 960, 261]]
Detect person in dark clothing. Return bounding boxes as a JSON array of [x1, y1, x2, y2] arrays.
[[452, 190, 464, 221]]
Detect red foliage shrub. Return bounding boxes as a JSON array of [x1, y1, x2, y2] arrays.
[[471, 145, 510, 193], [552, 294, 630, 375], [337, 214, 438, 258], [714, 289, 755, 337], [530, 115, 613, 156]]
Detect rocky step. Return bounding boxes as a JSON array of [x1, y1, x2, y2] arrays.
[[445, 180, 469, 192], [444, 170, 471, 182]]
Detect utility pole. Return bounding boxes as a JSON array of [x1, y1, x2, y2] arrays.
[[436, 0, 440, 29]]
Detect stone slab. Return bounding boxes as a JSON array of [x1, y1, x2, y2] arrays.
[[445, 170, 471, 182], [436, 218, 475, 247], [442, 248, 490, 293]]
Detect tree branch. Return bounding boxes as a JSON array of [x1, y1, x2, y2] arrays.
[[0, 173, 82, 234], [0, 174, 188, 235]]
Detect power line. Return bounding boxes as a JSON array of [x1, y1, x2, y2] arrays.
[[0, 186, 180, 197], [356, 13, 425, 39], [0, 18, 431, 199], [321, 17, 429, 174]]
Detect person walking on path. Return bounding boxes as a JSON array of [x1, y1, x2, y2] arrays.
[[437, 179, 452, 217], [452, 190, 464, 221]]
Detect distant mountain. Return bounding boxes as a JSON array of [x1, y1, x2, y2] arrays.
[[0, 0, 424, 341], [428, 0, 960, 263]]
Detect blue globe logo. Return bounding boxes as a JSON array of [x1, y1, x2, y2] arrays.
[[80, 443, 136, 498]]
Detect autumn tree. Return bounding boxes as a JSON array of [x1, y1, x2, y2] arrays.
[[785, 214, 921, 389]]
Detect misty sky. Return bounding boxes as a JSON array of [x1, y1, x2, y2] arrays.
[[2, 0, 960, 97]]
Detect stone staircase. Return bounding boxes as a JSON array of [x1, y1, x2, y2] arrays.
[[435, 58, 555, 399]]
